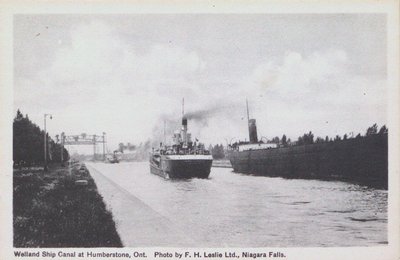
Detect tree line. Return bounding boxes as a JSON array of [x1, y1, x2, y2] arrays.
[[13, 109, 69, 167], [211, 123, 388, 159], [275, 123, 388, 147], [209, 144, 225, 159]]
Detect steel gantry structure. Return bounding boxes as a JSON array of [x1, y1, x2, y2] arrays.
[[56, 132, 107, 163]]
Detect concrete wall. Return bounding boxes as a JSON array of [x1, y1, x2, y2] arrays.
[[230, 134, 388, 189]]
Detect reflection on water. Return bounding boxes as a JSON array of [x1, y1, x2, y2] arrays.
[[89, 162, 387, 247]]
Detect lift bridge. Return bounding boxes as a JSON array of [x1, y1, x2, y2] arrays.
[[55, 132, 106, 162]]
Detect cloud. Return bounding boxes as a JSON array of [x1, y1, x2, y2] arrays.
[[250, 50, 348, 96], [14, 20, 209, 147], [14, 19, 387, 150], [239, 49, 387, 140]]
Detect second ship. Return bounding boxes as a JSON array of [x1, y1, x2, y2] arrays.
[[150, 116, 213, 179]]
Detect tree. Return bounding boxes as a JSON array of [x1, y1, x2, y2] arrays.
[[211, 144, 225, 159], [119, 143, 124, 153], [366, 123, 378, 136], [271, 136, 280, 144], [13, 110, 69, 167], [298, 131, 314, 145], [14, 111, 44, 166], [378, 125, 388, 135], [334, 135, 341, 141], [306, 131, 314, 144], [343, 134, 348, 140], [297, 136, 304, 145], [281, 134, 287, 146], [16, 109, 23, 121]]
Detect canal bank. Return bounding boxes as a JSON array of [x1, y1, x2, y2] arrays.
[[13, 163, 122, 247], [212, 159, 232, 168], [87, 163, 197, 247]]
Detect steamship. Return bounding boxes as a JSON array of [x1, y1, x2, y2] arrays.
[[228, 117, 277, 173], [228, 101, 278, 174], [228, 101, 388, 189], [149, 117, 213, 179]]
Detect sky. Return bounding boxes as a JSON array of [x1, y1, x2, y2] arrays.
[[14, 14, 387, 152]]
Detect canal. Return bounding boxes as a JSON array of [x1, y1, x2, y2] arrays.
[[87, 162, 387, 247]]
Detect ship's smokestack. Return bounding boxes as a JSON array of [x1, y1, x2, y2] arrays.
[[182, 117, 188, 144], [248, 119, 258, 143], [182, 118, 188, 129]]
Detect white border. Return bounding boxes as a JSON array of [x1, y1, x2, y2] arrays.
[[1, 1, 398, 259]]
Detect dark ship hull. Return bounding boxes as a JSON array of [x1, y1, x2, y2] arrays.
[[150, 155, 213, 179], [229, 134, 388, 189]]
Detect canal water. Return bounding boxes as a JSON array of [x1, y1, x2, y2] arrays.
[[87, 162, 387, 247]]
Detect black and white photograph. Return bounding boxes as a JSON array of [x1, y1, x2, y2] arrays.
[[1, 1, 399, 259]]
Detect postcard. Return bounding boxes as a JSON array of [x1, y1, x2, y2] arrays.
[[1, 1, 399, 259]]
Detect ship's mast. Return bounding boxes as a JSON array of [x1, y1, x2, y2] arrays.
[[182, 98, 185, 117], [246, 98, 250, 142], [163, 120, 166, 145], [246, 98, 250, 124]]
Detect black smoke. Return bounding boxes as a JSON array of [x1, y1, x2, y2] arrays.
[[183, 103, 242, 126], [151, 101, 245, 146]]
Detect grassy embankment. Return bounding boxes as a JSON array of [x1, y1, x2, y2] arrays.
[[13, 163, 122, 247]]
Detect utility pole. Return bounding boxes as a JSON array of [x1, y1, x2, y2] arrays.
[[43, 114, 52, 171], [246, 98, 250, 124], [60, 132, 64, 166], [164, 120, 167, 145], [93, 135, 96, 161], [102, 132, 106, 161]]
